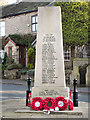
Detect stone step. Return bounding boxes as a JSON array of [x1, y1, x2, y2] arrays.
[[15, 107, 82, 115]]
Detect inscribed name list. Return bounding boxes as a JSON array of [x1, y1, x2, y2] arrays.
[[42, 34, 58, 84]]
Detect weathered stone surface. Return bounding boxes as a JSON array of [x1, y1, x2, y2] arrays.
[[72, 58, 90, 86], [4, 69, 19, 79], [32, 87, 69, 99], [32, 6, 69, 99]]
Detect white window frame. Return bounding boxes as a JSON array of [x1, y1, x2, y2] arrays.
[[0, 21, 5, 36], [64, 49, 71, 61], [31, 15, 38, 32]]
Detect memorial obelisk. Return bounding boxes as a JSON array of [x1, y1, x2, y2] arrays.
[[32, 6, 69, 99]]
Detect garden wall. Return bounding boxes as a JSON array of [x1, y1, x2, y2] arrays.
[[71, 58, 90, 86]]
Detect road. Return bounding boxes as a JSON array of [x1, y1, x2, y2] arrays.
[[0, 80, 89, 119], [1, 83, 26, 100], [0, 79, 90, 103]]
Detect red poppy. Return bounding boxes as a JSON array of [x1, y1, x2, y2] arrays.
[[68, 99, 74, 111], [69, 90, 71, 99], [28, 93, 31, 107], [43, 97, 56, 110], [31, 97, 43, 111], [55, 96, 68, 111]]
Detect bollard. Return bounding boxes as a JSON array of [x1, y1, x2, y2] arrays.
[[26, 77, 31, 106], [73, 78, 78, 107], [27, 77, 31, 91]]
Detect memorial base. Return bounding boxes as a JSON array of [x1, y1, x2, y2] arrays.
[[31, 87, 69, 99]]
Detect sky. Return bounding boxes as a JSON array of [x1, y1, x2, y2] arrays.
[[0, 0, 21, 6], [6, 0, 17, 4]]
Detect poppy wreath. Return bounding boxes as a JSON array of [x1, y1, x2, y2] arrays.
[[55, 96, 68, 111], [69, 90, 71, 99], [31, 97, 43, 111], [68, 99, 74, 111], [43, 97, 56, 110], [28, 93, 31, 107]]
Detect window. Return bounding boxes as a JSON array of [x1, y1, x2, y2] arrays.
[[0, 21, 5, 36], [8, 47, 12, 58], [64, 50, 70, 61], [31, 15, 38, 32]]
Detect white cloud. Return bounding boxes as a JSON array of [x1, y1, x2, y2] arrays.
[[6, 0, 17, 4]]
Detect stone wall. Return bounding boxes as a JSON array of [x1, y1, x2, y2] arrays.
[[20, 73, 28, 81], [4, 40, 19, 64], [4, 69, 19, 79], [71, 58, 90, 86]]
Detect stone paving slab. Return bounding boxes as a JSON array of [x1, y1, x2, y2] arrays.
[[1, 99, 89, 119], [15, 109, 83, 115]]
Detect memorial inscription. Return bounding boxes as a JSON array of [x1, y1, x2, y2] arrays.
[[32, 7, 69, 99], [42, 34, 58, 84], [39, 90, 60, 96]]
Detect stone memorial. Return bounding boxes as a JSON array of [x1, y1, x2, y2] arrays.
[[32, 6, 69, 99]]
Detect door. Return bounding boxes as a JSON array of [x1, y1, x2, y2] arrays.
[[79, 66, 86, 85], [19, 46, 26, 67]]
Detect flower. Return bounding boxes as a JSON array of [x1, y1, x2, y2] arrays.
[[55, 96, 68, 111], [31, 97, 43, 111], [69, 90, 71, 99], [43, 97, 56, 110], [68, 99, 74, 111], [28, 93, 31, 107]]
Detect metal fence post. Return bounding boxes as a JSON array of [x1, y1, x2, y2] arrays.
[[73, 78, 78, 107], [26, 77, 31, 106]]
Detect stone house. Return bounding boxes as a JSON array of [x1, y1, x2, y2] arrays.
[[4, 37, 27, 67], [0, 2, 50, 37], [0, 2, 50, 65]]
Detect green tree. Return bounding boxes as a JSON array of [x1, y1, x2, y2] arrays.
[[54, 2, 89, 58], [2, 52, 7, 65], [27, 47, 35, 69], [54, 2, 89, 46]]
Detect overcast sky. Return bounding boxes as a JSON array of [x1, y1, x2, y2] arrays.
[[0, 0, 22, 6]]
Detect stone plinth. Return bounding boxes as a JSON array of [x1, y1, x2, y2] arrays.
[[32, 87, 69, 99], [32, 7, 69, 99]]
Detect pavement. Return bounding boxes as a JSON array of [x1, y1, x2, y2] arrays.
[[1, 99, 89, 119], [0, 79, 90, 119]]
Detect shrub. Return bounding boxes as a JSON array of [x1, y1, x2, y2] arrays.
[[6, 57, 14, 65], [28, 69, 35, 78], [2, 52, 7, 65], [6, 63, 23, 70], [19, 70, 27, 75], [27, 47, 35, 69], [28, 63, 34, 69]]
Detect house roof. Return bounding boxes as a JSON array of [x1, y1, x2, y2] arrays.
[[3, 37, 27, 47], [1, 2, 50, 18], [3, 37, 17, 47], [3, 34, 36, 48]]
